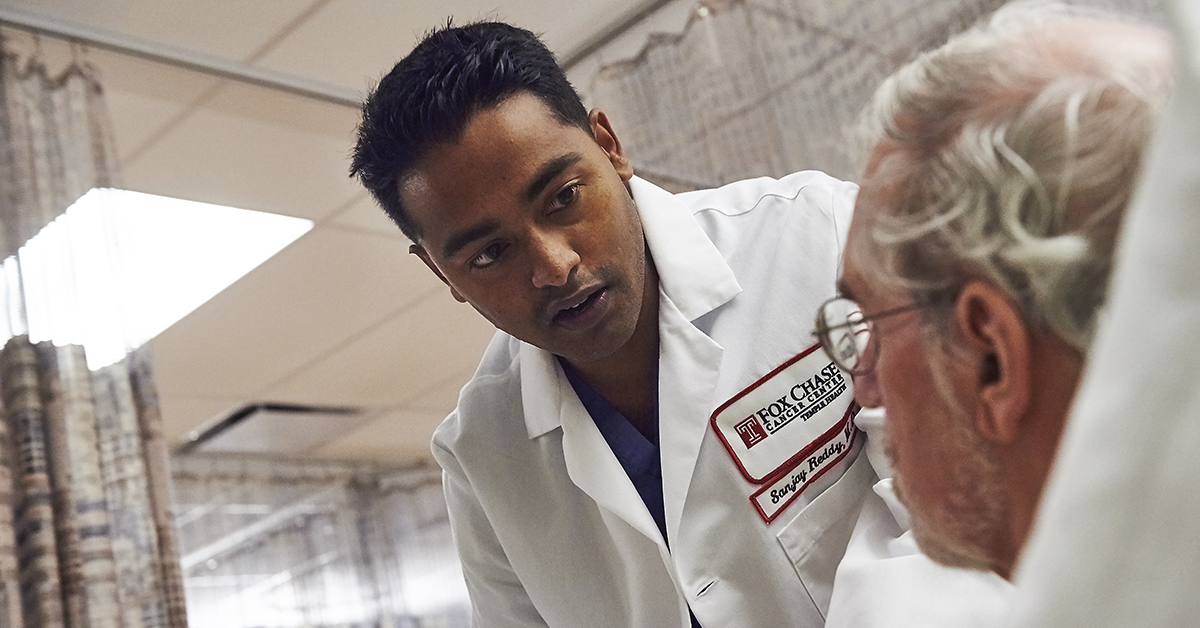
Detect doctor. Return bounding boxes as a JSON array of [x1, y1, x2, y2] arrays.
[[352, 21, 882, 628]]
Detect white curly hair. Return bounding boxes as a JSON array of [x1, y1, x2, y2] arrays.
[[852, 1, 1173, 352]]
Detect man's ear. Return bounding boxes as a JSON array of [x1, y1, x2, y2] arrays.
[[589, 109, 633, 182], [953, 280, 1032, 444], [410, 243, 467, 303]]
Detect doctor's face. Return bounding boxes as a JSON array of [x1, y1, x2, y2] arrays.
[[841, 147, 1006, 572], [401, 92, 649, 366]]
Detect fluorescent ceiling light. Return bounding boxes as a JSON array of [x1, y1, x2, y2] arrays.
[[2, 188, 313, 369]]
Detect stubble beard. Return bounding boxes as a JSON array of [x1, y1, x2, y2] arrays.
[[892, 414, 1009, 575]]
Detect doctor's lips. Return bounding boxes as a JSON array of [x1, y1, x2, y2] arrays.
[[550, 286, 611, 330]]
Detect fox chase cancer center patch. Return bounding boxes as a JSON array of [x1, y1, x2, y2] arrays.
[[711, 343, 859, 521]]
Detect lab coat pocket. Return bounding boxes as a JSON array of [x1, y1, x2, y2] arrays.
[[774, 451, 876, 617]]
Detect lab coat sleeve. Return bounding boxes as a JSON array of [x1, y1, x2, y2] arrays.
[[434, 433, 550, 628]]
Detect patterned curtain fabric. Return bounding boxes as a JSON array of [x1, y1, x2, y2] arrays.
[[0, 37, 187, 628], [586, 0, 1163, 192], [0, 40, 120, 260], [169, 455, 469, 628]]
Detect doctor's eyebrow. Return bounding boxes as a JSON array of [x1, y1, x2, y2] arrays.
[[442, 219, 501, 259], [523, 153, 582, 203]]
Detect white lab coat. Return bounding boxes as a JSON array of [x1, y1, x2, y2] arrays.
[[433, 172, 880, 628], [1008, 2, 1200, 625]]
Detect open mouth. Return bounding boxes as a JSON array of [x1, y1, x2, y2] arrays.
[[552, 287, 607, 327]]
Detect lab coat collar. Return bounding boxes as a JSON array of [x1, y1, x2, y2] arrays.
[[519, 328, 668, 545], [521, 342, 565, 438], [630, 176, 742, 321], [521, 176, 741, 439]]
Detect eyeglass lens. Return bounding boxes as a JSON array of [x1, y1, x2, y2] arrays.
[[820, 298, 873, 373]]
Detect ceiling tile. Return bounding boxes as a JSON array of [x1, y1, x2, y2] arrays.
[[263, 290, 495, 408], [103, 83, 218, 168], [3, 0, 323, 61], [255, 0, 662, 90], [254, 0, 530, 91], [402, 371, 473, 414], [119, 85, 362, 221], [197, 78, 361, 140], [325, 193, 403, 236], [89, 45, 222, 109], [157, 395, 246, 446], [191, 405, 379, 456], [148, 225, 444, 400], [309, 409, 451, 466]]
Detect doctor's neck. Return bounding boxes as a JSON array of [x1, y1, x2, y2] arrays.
[[565, 257, 660, 438]]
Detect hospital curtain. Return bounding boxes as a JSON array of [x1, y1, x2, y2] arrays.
[[584, 0, 1162, 191], [0, 35, 187, 628], [169, 454, 470, 628]]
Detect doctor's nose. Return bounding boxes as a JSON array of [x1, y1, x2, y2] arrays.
[[530, 230, 579, 289]]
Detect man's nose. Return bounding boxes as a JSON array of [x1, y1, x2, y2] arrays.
[[530, 230, 579, 289], [852, 370, 883, 409]]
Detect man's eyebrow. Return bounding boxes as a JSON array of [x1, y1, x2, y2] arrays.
[[523, 153, 583, 203], [442, 219, 501, 259]]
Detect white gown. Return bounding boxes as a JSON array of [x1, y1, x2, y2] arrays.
[[1009, 2, 1200, 626]]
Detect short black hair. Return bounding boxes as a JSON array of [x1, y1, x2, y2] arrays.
[[350, 21, 591, 242]]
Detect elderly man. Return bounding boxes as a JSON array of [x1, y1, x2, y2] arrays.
[[816, 1, 1172, 594]]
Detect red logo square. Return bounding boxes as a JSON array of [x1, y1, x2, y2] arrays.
[[735, 416, 768, 449]]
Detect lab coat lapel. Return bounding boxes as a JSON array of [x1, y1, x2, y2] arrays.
[[631, 177, 742, 545], [658, 294, 723, 545], [630, 178, 741, 321], [520, 342, 666, 547]]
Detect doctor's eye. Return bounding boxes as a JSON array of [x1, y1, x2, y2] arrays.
[[550, 182, 584, 212], [470, 242, 508, 269]]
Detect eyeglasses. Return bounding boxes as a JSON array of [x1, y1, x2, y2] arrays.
[[813, 297, 926, 375]]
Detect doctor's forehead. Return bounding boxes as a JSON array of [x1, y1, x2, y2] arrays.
[[403, 95, 590, 188]]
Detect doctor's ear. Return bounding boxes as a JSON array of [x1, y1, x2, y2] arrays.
[[589, 109, 633, 182], [410, 244, 467, 303]]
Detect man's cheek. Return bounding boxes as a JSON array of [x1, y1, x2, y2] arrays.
[[882, 434, 910, 504]]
